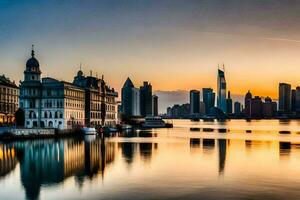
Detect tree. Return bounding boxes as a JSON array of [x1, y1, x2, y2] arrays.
[[15, 108, 25, 127]]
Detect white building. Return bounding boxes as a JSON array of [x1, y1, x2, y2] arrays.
[[19, 47, 85, 129]]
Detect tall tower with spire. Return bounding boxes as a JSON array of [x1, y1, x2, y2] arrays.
[[20, 46, 43, 128], [217, 65, 227, 113], [24, 45, 41, 81]]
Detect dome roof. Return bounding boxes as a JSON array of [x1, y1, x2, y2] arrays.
[[77, 70, 83, 77], [26, 57, 40, 69], [25, 47, 40, 72]]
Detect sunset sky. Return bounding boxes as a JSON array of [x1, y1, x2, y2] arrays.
[[1, 0, 300, 111]]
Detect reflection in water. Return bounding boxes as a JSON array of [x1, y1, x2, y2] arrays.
[[3, 120, 300, 200], [139, 143, 153, 162], [119, 142, 136, 165], [12, 138, 116, 200], [0, 144, 17, 178], [279, 142, 291, 158], [218, 139, 227, 175], [190, 138, 200, 148]]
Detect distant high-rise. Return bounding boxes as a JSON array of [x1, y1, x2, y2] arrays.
[[226, 91, 232, 114], [217, 68, 227, 113], [262, 97, 277, 118], [244, 91, 252, 117], [190, 90, 200, 115], [279, 83, 291, 113], [234, 101, 241, 116], [250, 96, 263, 118], [140, 81, 152, 117], [202, 88, 215, 115], [296, 87, 300, 112], [121, 78, 140, 117], [292, 89, 296, 112], [152, 95, 158, 116]]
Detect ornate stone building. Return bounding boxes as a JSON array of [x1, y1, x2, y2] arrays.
[[73, 70, 118, 127], [19, 47, 118, 129], [0, 75, 19, 125], [19, 47, 85, 129]]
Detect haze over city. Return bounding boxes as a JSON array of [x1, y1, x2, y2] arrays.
[[2, 0, 300, 112]]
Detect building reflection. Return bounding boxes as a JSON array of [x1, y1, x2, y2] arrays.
[[279, 141, 291, 158], [139, 143, 155, 162], [190, 138, 201, 148], [10, 137, 116, 200], [202, 139, 215, 155], [218, 139, 227, 175], [119, 142, 137, 164], [0, 144, 18, 178]]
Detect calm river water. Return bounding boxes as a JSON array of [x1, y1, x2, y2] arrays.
[[2, 119, 300, 200]]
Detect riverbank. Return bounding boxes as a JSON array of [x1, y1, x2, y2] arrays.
[[0, 127, 82, 140]]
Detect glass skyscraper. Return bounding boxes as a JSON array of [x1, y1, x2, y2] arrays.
[[217, 68, 227, 113]]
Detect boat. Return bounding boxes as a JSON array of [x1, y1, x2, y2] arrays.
[[142, 116, 170, 128], [81, 127, 97, 135]]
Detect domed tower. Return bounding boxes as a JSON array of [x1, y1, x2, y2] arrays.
[[24, 45, 41, 81]]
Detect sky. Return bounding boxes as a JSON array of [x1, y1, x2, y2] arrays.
[[1, 0, 300, 112]]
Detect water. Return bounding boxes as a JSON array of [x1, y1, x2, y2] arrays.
[[1, 119, 300, 200]]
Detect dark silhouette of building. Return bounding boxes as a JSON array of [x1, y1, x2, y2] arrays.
[[190, 90, 200, 116], [244, 90, 252, 118], [152, 95, 158, 116], [296, 87, 300, 112], [217, 67, 227, 113], [262, 97, 277, 118], [234, 101, 242, 116], [166, 103, 190, 118], [250, 96, 263, 118], [279, 83, 291, 113], [292, 89, 296, 112], [140, 81, 153, 117], [202, 88, 215, 115], [226, 91, 232, 115]]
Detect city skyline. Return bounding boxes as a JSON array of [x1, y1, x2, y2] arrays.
[[2, 1, 300, 100]]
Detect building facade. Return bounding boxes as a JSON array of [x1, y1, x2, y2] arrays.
[[73, 71, 118, 127], [121, 78, 140, 117], [279, 83, 291, 113], [0, 75, 19, 125], [234, 101, 241, 116], [202, 88, 215, 115], [152, 95, 158, 116], [226, 91, 233, 114], [140, 81, 152, 117], [190, 90, 200, 115]]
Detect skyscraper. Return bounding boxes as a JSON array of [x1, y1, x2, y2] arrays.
[[279, 83, 291, 113], [121, 78, 140, 117], [202, 88, 215, 115], [234, 101, 241, 116], [140, 81, 152, 117], [292, 89, 296, 112], [217, 68, 227, 113], [244, 91, 252, 118], [250, 96, 263, 118], [152, 95, 158, 116], [190, 90, 200, 115], [226, 91, 232, 114], [295, 87, 300, 112]]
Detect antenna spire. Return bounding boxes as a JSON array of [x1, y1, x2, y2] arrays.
[[31, 44, 35, 57]]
